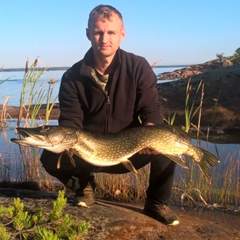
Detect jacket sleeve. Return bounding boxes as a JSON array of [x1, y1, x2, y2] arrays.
[[135, 58, 164, 125], [58, 68, 84, 129]]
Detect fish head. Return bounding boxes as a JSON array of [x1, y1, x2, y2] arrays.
[[11, 125, 78, 153]]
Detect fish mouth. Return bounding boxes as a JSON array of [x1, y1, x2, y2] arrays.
[[11, 126, 76, 153], [16, 127, 47, 141], [11, 127, 52, 147]]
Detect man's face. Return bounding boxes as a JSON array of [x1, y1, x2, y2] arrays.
[[86, 13, 125, 59]]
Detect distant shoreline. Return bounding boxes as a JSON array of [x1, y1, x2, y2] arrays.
[[2, 65, 189, 72], [2, 67, 70, 72]]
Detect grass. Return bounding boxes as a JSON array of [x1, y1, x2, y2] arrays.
[[0, 66, 12, 128], [95, 166, 150, 202], [0, 190, 90, 239], [184, 78, 204, 133], [0, 96, 11, 128], [17, 58, 58, 128]]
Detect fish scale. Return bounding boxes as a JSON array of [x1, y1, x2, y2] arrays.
[[11, 125, 220, 183]]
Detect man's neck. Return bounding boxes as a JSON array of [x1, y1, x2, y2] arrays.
[[94, 55, 115, 75]]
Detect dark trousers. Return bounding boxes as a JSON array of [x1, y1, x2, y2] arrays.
[[40, 150, 176, 204]]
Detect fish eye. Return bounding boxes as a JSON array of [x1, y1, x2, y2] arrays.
[[43, 125, 50, 130]]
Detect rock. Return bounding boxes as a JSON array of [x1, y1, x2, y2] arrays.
[[158, 64, 240, 129], [158, 57, 235, 80], [0, 189, 239, 240]]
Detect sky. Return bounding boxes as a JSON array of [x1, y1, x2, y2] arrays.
[[1, 0, 240, 68]]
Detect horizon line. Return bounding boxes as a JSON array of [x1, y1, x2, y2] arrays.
[[2, 64, 190, 72]]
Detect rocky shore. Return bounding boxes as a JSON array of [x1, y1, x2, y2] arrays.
[[0, 188, 239, 240], [157, 59, 240, 130]]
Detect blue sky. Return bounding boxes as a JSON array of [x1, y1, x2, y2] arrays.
[[1, 0, 239, 68]]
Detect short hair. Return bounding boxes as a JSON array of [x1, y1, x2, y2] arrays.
[[88, 5, 123, 28]]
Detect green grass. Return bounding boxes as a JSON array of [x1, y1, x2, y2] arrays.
[[0, 191, 90, 239], [16, 58, 58, 128]]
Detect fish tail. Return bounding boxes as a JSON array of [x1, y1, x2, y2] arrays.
[[197, 148, 220, 183]]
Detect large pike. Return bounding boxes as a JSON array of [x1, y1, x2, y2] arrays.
[[11, 125, 219, 183]]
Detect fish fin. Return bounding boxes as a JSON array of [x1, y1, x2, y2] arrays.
[[65, 149, 76, 167], [165, 125, 191, 140], [164, 154, 188, 169], [57, 153, 64, 169], [56, 150, 76, 169], [69, 156, 76, 167], [121, 159, 138, 174], [198, 148, 220, 184]]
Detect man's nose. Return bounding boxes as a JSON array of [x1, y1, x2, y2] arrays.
[[100, 32, 108, 42]]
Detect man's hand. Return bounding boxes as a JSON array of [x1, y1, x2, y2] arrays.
[[138, 148, 160, 155], [138, 122, 160, 155]]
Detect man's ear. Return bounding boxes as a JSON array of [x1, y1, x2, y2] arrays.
[[120, 27, 126, 41], [86, 28, 90, 40]]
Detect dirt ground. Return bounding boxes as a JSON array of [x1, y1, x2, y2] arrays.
[[0, 188, 239, 240]]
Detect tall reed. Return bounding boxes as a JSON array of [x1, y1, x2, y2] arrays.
[[16, 58, 58, 128], [45, 78, 58, 125], [0, 68, 11, 128], [0, 96, 11, 128], [15, 58, 59, 184], [184, 78, 204, 133]]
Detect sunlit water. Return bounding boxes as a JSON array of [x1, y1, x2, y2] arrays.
[[0, 67, 182, 106]]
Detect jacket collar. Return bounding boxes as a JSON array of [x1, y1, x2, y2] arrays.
[[80, 47, 121, 76]]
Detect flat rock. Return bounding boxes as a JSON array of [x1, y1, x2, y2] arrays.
[[0, 189, 239, 240]]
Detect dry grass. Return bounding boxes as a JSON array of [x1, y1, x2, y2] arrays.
[[95, 165, 150, 202]]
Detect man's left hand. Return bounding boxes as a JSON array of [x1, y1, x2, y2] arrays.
[[138, 148, 160, 155], [138, 122, 160, 155]]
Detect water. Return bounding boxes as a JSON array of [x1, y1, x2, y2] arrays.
[[0, 66, 183, 106], [0, 70, 65, 107]]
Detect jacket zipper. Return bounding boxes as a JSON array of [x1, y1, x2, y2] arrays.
[[90, 76, 111, 133], [105, 95, 111, 133]]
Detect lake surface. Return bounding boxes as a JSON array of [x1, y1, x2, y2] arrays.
[[0, 70, 64, 107], [0, 66, 183, 106]]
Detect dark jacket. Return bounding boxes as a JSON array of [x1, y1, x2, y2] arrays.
[[58, 48, 163, 134]]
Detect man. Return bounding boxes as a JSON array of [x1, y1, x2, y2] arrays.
[[40, 4, 179, 225]]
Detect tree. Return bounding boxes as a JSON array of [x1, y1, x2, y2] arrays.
[[233, 48, 240, 65], [216, 53, 224, 63]]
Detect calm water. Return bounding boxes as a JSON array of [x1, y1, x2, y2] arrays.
[[0, 70, 64, 106], [0, 66, 183, 106]]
